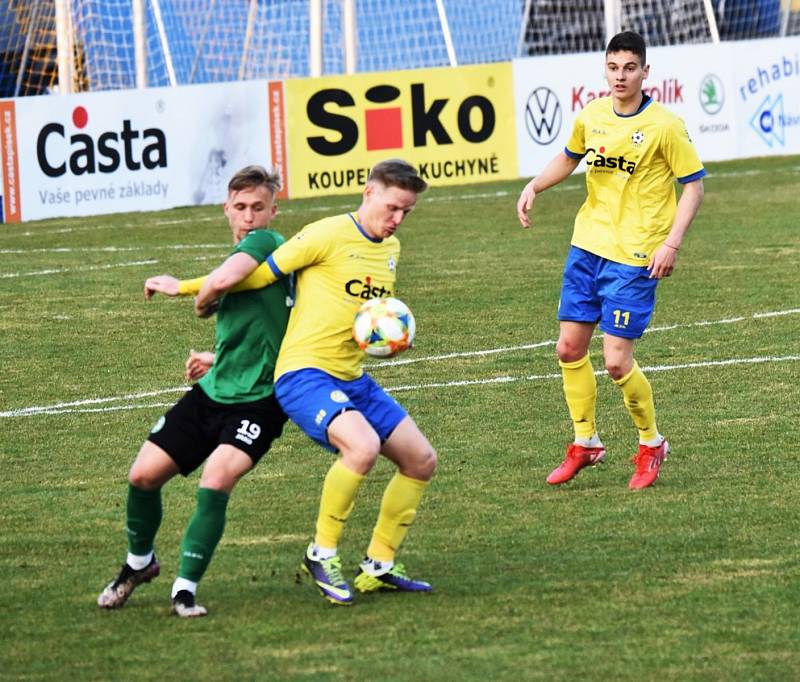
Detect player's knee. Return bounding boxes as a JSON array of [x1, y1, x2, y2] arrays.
[[417, 444, 437, 480], [403, 443, 437, 481], [198, 470, 240, 494], [556, 338, 585, 363], [604, 358, 627, 381], [341, 435, 381, 473], [128, 468, 162, 491]]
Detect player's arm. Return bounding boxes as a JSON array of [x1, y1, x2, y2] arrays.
[[517, 152, 580, 228], [194, 251, 261, 317], [177, 262, 274, 297], [648, 178, 704, 279]]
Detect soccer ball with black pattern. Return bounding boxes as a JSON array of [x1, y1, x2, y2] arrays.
[[352, 297, 416, 358]]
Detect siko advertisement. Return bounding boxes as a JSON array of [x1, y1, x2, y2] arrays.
[[0, 80, 275, 223], [282, 62, 518, 198]]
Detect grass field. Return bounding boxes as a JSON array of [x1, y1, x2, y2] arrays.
[[1, 155, 799, 681]]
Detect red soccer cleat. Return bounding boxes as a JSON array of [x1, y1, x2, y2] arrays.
[[546, 443, 606, 485], [629, 439, 670, 490]]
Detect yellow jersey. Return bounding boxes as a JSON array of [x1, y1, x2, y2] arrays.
[[564, 96, 705, 266], [266, 212, 401, 381]]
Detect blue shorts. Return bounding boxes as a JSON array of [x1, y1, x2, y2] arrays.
[[274, 368, 407, 452], [557, 246, 658, 339]]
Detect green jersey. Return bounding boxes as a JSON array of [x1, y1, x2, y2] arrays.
[[199, 229, 290, 403]]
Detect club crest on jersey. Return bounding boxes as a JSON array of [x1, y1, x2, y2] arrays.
[[330, 390, 349, 403], [631, 130, 645, 146], [388, 255, 396, 272]]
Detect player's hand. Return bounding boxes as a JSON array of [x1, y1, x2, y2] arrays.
[[185, 349, 214, 381], [144, 275, 180, 299], [648, 244, 678, 279], [516, 180, 536, 228], [194, 298, 219, 318]]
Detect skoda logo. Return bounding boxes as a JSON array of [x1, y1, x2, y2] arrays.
[[699, 74, 724, 115], [524, 87, 561, 145]]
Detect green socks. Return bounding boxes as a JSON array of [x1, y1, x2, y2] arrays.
[[126, 483, 162, 556], [178, 487, 230, 582]]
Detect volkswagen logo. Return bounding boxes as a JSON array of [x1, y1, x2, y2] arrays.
[[524, 87, 562, 145]]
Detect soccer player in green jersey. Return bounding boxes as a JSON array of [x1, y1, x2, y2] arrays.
[[97, 166, 290, 617], [180, 159, 436, 605], [516, 31, 705, 489]]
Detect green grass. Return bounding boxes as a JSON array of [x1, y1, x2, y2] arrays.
[[1, 155, 799, 681]]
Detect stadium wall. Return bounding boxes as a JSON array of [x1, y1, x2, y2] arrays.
[[1, 36, 798, 223]]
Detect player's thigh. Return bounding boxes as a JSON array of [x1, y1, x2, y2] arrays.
[[597, 262, 658, 339], [217, 393, 287, 466], [128, 440, 181, 489], [557, 247, 602, 326], [381, 416, 437, 481], [327, 409, 381, 474], [146, 386, 218, 476], [199, 444, 254, 494], [275, 369, 357, 452]]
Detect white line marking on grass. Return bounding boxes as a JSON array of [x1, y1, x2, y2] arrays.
[[385, 355, 800, 392], [369, 307, 800, 368], [0, 244, 227, 255], [2, 307, 798, 418], [1, 386, 188, 418], [0, 259, 159, 278]]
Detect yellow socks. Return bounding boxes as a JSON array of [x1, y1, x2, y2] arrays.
[[560, 354, 598, 441], [367, 472, 429, 562], [314, 460, 365, 550], [613, 360, 658, 442]]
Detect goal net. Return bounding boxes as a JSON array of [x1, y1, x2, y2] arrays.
[[520, 0, 800, 55]]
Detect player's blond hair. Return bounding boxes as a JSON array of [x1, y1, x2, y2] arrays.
[[368, 159, 428, 194], [228, 165, 282, 196]]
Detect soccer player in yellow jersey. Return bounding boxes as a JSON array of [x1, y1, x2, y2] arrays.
[[183, 159, 436, 605], [516, 31, 705, 489]]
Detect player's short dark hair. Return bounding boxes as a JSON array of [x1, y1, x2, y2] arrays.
[[228, 165, 282, 196], [606, 30, 646, 64], [368, 159, 428, 194]]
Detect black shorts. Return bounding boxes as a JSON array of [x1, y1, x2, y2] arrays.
[[147, 385, 287, 476]]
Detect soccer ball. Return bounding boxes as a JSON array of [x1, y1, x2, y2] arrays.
[[352, 297, 416, 358]]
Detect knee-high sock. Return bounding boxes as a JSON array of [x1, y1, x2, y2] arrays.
[[367, 472, 429, 563], [126, 483, 162, 555], [178, 487, 229, 582], [560, 354, 598, 440], [315, 460, 365, 549], [613, 360, 658, 442]]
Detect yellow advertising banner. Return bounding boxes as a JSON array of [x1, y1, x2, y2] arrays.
[[283, 62, 517, 198]]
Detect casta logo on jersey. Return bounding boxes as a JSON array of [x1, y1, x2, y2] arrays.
[[585, 146, 636, 174], [306, 83, 496, 155], [345, 276, 392, 300], [36, 106, 167, 178]]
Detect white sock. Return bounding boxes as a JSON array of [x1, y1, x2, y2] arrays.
[[361, 557, 393, 576], [575, 434, 603, 448], [310, 543, 337, 560], [640, 433, 664, 447], [171, 577, 198, 599], [126, 551, 153, 571]]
